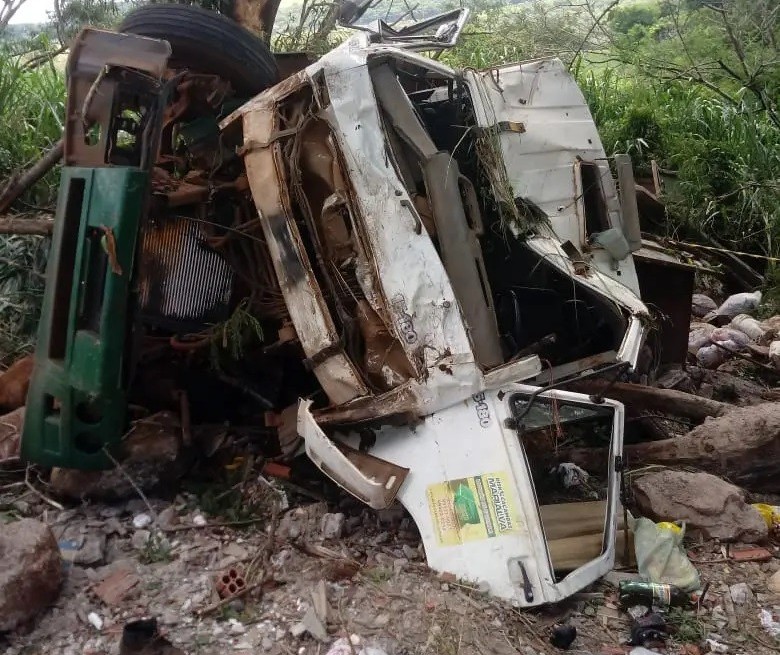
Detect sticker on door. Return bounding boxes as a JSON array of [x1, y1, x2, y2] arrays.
[[426, 472, 521, 546]]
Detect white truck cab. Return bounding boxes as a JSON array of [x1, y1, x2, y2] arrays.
[[222, 9, 646, 605]]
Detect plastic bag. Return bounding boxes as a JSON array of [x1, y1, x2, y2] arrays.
[[631, 516, 700, 592], [770, 340, 780, 368], [691, 294, 717, 318], [729, 314, 765, 341], [688, 322, 715, 353], [696, 344, 728, 368], [716, 291, 762, 318], [710, 327, 750, 348]]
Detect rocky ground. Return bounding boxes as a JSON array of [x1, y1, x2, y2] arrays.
[[1, 475, 779, 655]]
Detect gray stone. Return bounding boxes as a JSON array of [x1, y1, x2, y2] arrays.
[[320, 513, 345, 540], [729, 582, 753, 605], [632, 470, 768, 542], [0, 519, 62, 631], [769, 569, 780, 593], [262, 637, 274, 651], [402, 544, 418, 560], [73, 534, 106, 566], [131, 530, 151, 550], [157, 506, 178, 530]]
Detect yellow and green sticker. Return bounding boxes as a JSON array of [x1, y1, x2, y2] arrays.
[[426, 471, 521, 546]]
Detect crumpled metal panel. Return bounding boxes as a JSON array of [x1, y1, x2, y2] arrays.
[[465, 59, 642, 296], [138, 216, 234, 329]]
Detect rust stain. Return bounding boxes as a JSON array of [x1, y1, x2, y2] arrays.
[[100, 226, 123, 276]]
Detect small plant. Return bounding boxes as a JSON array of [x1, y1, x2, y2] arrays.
[[138, 531, 172, 565], [667, 607, 706, 643], [364, 567, 393, 585]]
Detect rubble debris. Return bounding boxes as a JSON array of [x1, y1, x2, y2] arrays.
[[320, 512, 346, 540], [215, 568, 246, 599], [91, 566, 140, 606], [768, 570, 780, 594], [729, 582, 754, 605], [0, 406, 24, 462], [87, 611, 103, 631], [759, 608, 780, 638], [728, 545, 772, 562], [133, 513, 153, 529], [0, 519, 62, 631], [550, 624, 577, 650], [561, 403, 780, 493], [119, 617, 184, 655], [692, 294, 717, 318], [278, 502, 328, 540], [292, 605, 329, 642], [49, 411, 183, 501], [59, 530, 107, 566], [632, 471, 767, 542], [0, 354, 33, 411]]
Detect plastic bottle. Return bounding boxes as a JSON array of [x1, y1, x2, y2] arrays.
[[618, 580, 697, 607]]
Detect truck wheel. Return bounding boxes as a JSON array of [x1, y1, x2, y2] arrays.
[[119, 3, 278, 97]]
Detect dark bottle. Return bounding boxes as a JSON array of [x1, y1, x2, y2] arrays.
[[619, 580, 697, 607]]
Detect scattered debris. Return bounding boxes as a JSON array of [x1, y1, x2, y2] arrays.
[[768, 569, 780, 594], [0, 406, 25, 462], [0, 519, 62, 631], [550, 624, 577, 650], [91, 567, 140, 606], [729, 582, 754, 605]]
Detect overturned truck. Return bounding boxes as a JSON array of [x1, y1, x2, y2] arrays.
[[22, 4, 650, 606]]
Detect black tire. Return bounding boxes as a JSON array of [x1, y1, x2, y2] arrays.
[[119, 3, 278, 97]]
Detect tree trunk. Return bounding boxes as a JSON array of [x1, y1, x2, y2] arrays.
[[557, 402, 780, 493], [0, 140, 63, 214], [0, 216, 54, 235], [564, 379, 729, 421]]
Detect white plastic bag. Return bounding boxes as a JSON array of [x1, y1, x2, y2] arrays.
[[697, 343, 727, 368], [770, 340, 780, 368], [710, 327, 750, 349], [631, 517, 700, 592], [716, 291, 762, 318], [729, 314, 765, 341], [688, 322, 715, 353]]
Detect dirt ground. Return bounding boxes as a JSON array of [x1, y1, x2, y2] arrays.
[[1, 481, 778, 655]]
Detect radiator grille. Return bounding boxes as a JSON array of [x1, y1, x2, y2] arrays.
[[138, 215, 233, 330]]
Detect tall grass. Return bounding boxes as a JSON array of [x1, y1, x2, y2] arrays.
[[0, 50, 65, 207], [0, 50, 64, 359]]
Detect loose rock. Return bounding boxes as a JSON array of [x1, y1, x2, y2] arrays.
[[729, 582, 753, 605], [49, 411, 182, 501], [632, 470, 767, 542], [320, 512, 345, 540], [768, 569, 780, 594], [0, 519, 63, 631]]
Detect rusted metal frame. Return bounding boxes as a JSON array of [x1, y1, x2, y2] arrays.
[[255, 101, 367, 402], [286, 113, 373, 390], [329, 149, 417, 379]]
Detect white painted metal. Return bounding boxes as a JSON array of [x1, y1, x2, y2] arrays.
[[300, 385, 624, 606]]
